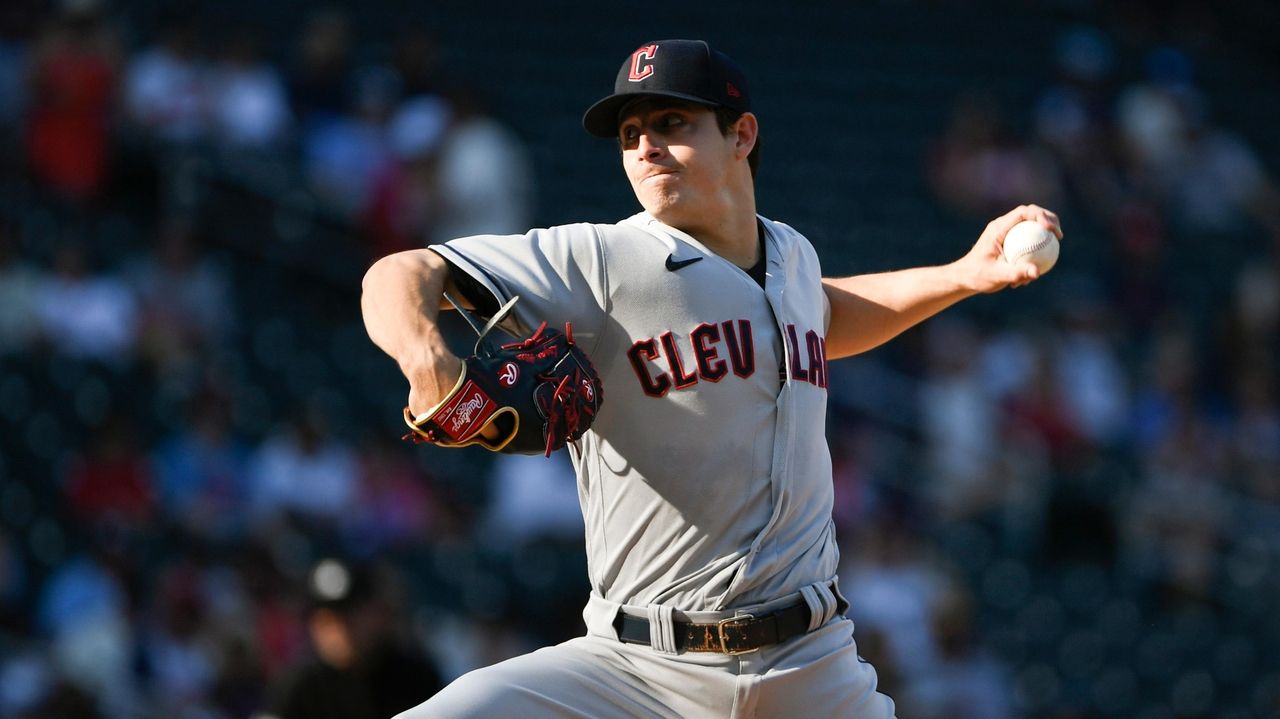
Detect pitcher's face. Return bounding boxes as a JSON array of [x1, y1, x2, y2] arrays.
[[619, 100, 740, 225]]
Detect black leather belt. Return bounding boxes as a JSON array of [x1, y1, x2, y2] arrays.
[[613, 595, 847, 655]]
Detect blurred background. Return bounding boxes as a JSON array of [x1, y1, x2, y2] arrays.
[[0, 0, 1277, 717]]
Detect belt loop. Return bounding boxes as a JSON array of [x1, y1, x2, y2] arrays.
[[799, 582, 838, 632], [830, 578, 850, 616], [646, 604, 678, 655]]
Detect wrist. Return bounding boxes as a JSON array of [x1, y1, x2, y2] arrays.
[[402, 349, 462, 385], [946, 258, 982, 296], [396, 320, 454, 372], [402, 348, 464, 414]]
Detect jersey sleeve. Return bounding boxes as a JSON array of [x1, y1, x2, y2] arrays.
[[442, 260, 500, 317], [428, 223, 609, 348]]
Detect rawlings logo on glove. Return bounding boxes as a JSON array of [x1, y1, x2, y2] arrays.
[[402, 296, 604, 456]]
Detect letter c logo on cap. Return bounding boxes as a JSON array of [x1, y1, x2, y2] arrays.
[[628, 44, 658, 82]]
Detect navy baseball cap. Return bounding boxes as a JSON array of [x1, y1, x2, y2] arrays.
[[582, 39, 751, 138]]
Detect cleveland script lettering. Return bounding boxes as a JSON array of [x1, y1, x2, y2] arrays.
[[627, 320, 828, 396], [627, 319, 755, 397]]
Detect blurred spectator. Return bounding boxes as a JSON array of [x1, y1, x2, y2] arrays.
[[263, 558, 442, 719], [839, 513, 954, 685], [917, 322, 1055, 540], [1117, 47, 1280, 239], [304, 67, 400, 218], [0, 224, 42, 354], [250, 410, 359, 526], [1131, 317, 1200, 452], [918, 317, 999, 519], [363, 94, 451, 255], [243, 556, 307, 680], [433, 88, 534, 240], [343, 434, 440, 553], [1126, 319, 1230, 599], [25, 1, 119, 203], [0, 649, 57, 718], [903, 589, 1015, 719], [288, 10, 352, 125], [828, 421, 879, 535], [1229, 362, 1280, 503], [1227, 262, 1280, 352], [290, 8, 363, 217], [1052, 284, 1131, 447], [138, 562, 218, 716], [996, 336, 1086, 470], [480, 451, 582, 547], [64, 412, 156, 527], [1034, 26, 1127, 222], [421, 614, 539, 686], [1034, 26, 1115, 157], [35, 244, 138, 364], [207, 24, 291, 149], [1125, 403, 1230, 601], [1115, 49, 1196, 193], [928, 93, 1063, 217], [36, 531, 140, 717], [1223, 264, 1280, 492], [1171, 115, 1280, 240], [123, 10, 207, 143], [152, 394, 252, 542], [124, 216, 234, 372]]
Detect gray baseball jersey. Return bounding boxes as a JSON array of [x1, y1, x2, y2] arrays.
[[431, 211, 837, 611], [408, 212, 896, 718]]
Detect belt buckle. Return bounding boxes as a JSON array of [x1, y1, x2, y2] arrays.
[[716, 614, 757, 655]]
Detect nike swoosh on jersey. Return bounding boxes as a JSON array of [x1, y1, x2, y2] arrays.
[[665, 255, 704, 272]]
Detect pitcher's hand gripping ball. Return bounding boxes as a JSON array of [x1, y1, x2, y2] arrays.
[[1002, 220, 1060, 276], [403, 296, 604, 456]]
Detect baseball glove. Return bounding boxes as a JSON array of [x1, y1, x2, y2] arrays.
[[402, 296, 603, 456]]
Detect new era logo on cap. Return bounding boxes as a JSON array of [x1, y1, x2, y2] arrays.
[[583, 39, 752, 137]]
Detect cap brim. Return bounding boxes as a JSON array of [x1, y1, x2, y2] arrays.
[[582, 91, 722, 138]]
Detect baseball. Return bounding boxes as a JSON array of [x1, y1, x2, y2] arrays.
[[1002, 220, 1059, 275]]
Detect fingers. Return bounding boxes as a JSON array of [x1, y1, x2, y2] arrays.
[[1019, 204, 1063, 239], [998, 263, 1038, 289], [1033, 206, 1063, 240], [989, 204, 1064, 241]]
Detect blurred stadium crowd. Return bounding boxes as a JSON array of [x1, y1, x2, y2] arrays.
[[0, 1, 1277, 718]]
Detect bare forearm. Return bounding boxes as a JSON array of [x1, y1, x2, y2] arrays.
[[823, 205, 1063, 360], [822, 263, 975, 359], [362, 250, 447, 366], [361, 249, 462, 413]]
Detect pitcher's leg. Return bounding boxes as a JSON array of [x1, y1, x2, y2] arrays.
[[751, 618, 897, 719], [394, 636, 679, 719]]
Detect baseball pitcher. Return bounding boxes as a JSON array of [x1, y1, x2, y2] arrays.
[[361, 39, 1061, 718]]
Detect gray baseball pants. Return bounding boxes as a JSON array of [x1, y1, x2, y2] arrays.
[[396, 584, 897, 719]]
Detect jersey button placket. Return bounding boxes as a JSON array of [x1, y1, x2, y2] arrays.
[[751, 251, 794, 567]]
